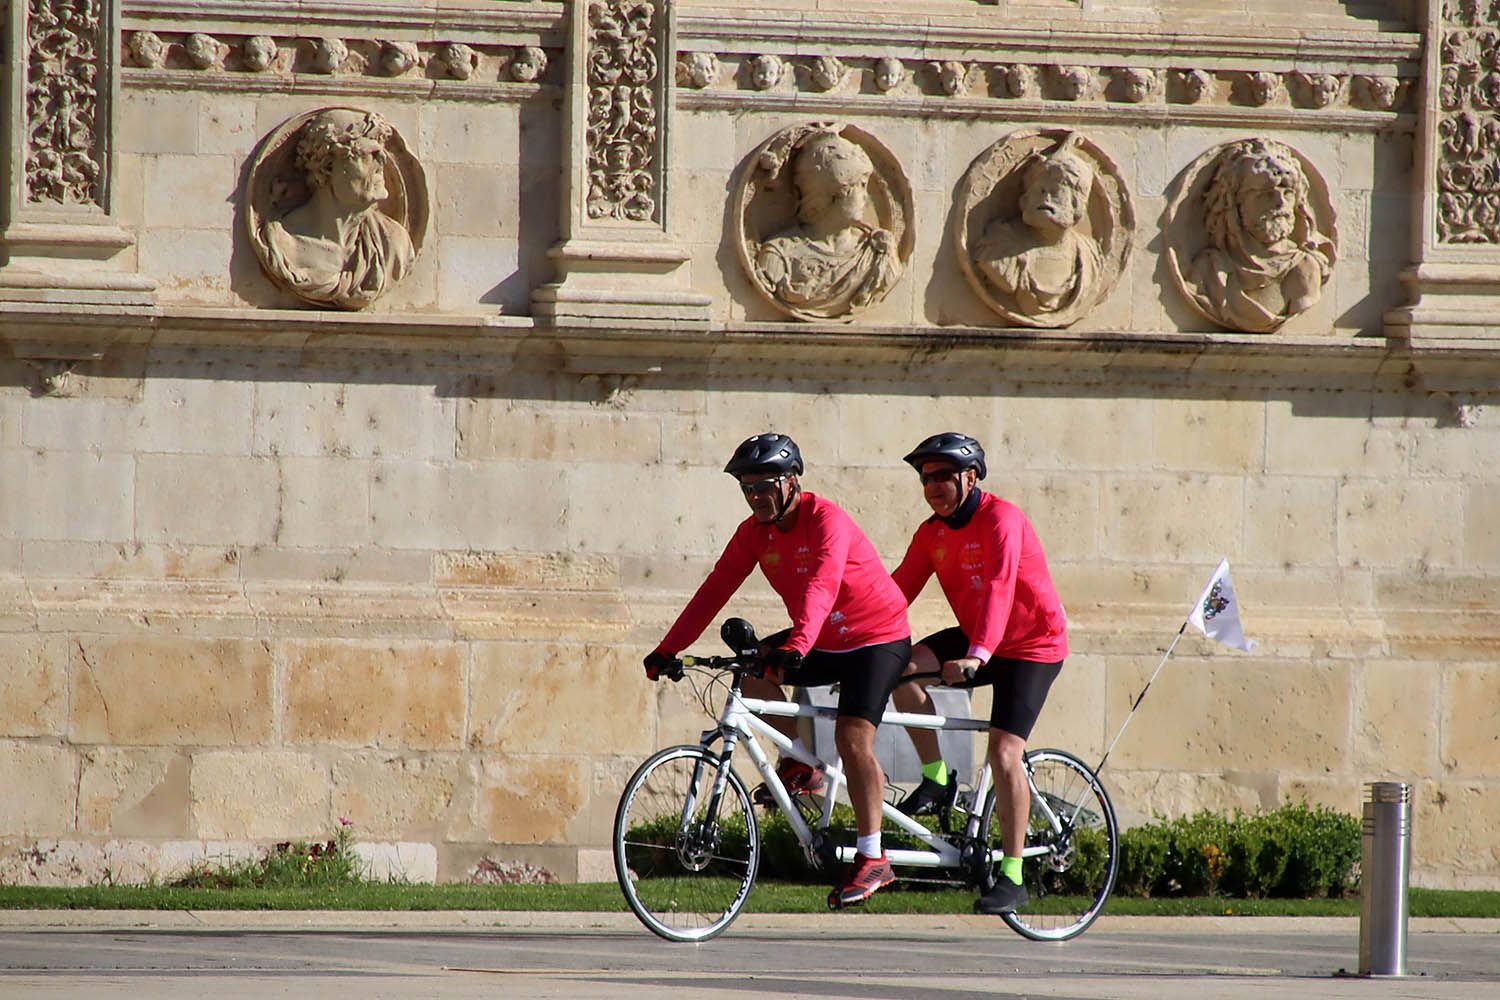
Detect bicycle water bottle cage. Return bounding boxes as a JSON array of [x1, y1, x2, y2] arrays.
[[720, 617, 759, 656]]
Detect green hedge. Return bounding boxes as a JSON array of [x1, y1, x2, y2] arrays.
[[1116, 803, 1361, 899], [627, 800, 1361, 899]]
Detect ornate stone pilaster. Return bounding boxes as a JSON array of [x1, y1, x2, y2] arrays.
[[1386, 0, 1500, 358], [532, 0, 709, 327], [0, 0, 153, 305]]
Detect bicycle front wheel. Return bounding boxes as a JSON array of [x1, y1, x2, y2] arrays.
[[981, 748, 1119, 942], [612, 744, 760, 942]]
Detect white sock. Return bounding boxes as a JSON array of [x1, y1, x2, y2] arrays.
[[856, 833, 882, 859]]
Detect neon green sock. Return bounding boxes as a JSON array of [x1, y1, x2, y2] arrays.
[[921, 760, 949, 785], [1000, 856, 1023, 886]]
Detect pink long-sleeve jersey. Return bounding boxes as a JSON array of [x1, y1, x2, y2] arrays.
[[658, 492, 910, 657], [890, 491, 1068, 663]]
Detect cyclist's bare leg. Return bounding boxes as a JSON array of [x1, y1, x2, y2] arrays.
[[834, 715, 884, 838], [989, 727, 1029, 861], [738, 675, 799, 742], [891, 643, 943, 763]]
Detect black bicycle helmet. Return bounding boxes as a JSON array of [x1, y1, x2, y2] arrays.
[[903, 432, 987, 480], [724, 433, 804, 477]]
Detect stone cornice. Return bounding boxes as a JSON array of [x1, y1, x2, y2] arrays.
[[123, 1, 566, 37], [677, 13, 1423, 67], [4, 302, 1486, 397]]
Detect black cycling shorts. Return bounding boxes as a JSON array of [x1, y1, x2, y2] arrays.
[[765, 628, 912, 727], [917, 626, 1062, 740]]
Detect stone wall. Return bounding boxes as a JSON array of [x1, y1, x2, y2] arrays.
[[0, 0, 1495, 890]]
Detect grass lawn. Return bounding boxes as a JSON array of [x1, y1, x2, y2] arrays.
[[1, 882, 1495, 918]]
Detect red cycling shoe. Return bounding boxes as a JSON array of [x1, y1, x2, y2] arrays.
[[828, 851, 895, 909]]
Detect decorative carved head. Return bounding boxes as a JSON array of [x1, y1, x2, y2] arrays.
[[440, 43, 478, 80], [677, 51, 719, 89], [750, 54, 784, 91], [1294, 72, 1344, 108], [1174, 68, 1212, 103], [1202, 140, 1309, 248], [126, 30, 166, 69], [1242, 71, 1283, 106], [1019, 137, 1096, 235], [873, 57, 904, 92], [1116, 67, 1159, 103], [933, 61, 967, 96], [242, 36, 279, 73], [511, 46, 548, 82], [809, 55, 847, 92], [310, 37, 349, 75], [1355, 74, 1399, 110], [1001, 64, 1037, 98], [184, 33, 223, 71], [295, 109, 396, 208], [792, 130, 876, 225], [1052, 66, 1097, 101], [380, 41, 420, 77]]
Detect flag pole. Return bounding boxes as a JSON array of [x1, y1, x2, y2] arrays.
[[1094, 621, 1188, 777]]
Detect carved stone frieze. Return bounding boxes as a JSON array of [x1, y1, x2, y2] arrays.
[[440, 42, 479, 80], [245, 107, 427, 310], [310, 37, 349, 74], [1165, 138, 1337, 333], [734, 122, 912, 322], [1240, 70, 1285, 106], [1173, 68, 1212, 103], [1051, 65, 1098, 101], [1436, 6, 1500, 243], [955, 128, 1133, 328], [24, 0, 106, 208], [584, 0, 663, 224]]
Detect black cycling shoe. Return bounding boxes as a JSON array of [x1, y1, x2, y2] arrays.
[[896, 775, 958, 818], [974, 878, 1028, 915]]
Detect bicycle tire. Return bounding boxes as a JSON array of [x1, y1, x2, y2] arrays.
[[613, 744, 760, 942], [979, 748, 1119, 942]]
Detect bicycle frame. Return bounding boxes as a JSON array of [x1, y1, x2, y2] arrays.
[[712, 687, 1057, 870]]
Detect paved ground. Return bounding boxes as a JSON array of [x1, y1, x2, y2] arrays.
[[1, 911, 1496, 999]]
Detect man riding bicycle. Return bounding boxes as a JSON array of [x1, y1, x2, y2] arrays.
[[887, 432, 1068, 915], [643, 433, 912, 908]]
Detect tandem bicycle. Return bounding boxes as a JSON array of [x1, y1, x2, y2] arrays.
[[612, 618, 1120, 942]]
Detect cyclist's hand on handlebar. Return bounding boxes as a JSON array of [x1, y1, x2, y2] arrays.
[[762, 646, 802, 684], [942, 657, 981, 685], [643, 650, 682, 682]]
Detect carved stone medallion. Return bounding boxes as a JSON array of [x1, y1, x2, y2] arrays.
[[954, 128, 1133, 328], [1164, 138, 1337, 333], [244, 107, 428, 310], [734, 122, 913, 322]]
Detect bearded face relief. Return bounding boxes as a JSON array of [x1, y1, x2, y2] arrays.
[[246, 107, 427, 310], [1165, 138, 1336, 333], [734, 122, 913, 321], [956, 129, 1133, 328]]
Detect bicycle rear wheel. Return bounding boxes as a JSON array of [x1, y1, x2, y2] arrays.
[[980, 748, 1119, 942], [613, 744, 760, 942]]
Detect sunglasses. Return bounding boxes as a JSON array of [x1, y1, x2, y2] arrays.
[[918, 468, 962, 486], [740, 476, 788, 496]]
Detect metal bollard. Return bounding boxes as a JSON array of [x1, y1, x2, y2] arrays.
[[1358, 781, 1412, 977]]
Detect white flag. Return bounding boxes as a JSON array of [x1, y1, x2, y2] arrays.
[[1187, 558, 1257, 652]]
